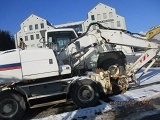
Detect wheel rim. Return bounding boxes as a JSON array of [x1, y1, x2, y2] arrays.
[[108, 65, 120, 76], [78, 85, 94, 103], [0, 99, 18, 118]]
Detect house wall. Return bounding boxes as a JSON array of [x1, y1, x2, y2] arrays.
[[15, 14, 54, 48]]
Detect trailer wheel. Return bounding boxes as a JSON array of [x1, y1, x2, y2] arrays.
[[71, 79, 99, 108], [0, 90, 26, 120], [98, 59, 125, 76]]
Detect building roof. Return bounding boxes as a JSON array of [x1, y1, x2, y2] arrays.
[[54, 21, 84, 28], [21, 14, 53, 27], [88, 3, 114, 13]]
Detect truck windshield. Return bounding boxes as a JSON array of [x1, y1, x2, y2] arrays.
[[47, 31, 77, 50]]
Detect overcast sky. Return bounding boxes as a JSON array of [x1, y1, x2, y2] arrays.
[[0, 0, 159, 35]]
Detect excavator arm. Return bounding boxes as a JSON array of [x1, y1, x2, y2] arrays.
[[146, 25, 160, 40], [45, 22, 160, 80], [57, 23, 160, 77], [97, 25, 160, 77]]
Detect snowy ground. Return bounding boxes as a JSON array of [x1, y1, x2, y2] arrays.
[[32, 68, 160, 120]]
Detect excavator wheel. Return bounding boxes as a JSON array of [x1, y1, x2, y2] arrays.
[[0, 90, 26, 120], [71, 79, 99, 108]]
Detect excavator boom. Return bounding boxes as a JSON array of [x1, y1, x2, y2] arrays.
[[58, 23, 160, 76], [146, 25, 160, 40]]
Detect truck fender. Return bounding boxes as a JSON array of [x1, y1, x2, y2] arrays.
[[97, 51, 126, 76], [15, 86, 29, 99], [1, 85, 27, 99], [97, 51, 126, 67]]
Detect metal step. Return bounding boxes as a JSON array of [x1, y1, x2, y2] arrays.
[[27, 92, 67, 100], [30, 99, 67, 108]]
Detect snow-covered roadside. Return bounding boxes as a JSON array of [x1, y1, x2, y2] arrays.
[[135, 67, 160, 86], [33, 68, 160, 120]]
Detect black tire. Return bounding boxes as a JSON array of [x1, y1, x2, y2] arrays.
[[0, 90, 26, 120], [71, 79, 99, 108], [98, 59, 126, 76]]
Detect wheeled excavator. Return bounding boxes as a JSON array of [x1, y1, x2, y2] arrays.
[[0, 23, 159, 119]]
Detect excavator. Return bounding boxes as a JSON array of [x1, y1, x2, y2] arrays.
[[146, 25, 160, 40], [145, 25, 160, 67], [0, 22, 159, 119]]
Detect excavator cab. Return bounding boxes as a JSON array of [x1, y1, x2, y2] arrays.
[[46, 30, 78, 51]]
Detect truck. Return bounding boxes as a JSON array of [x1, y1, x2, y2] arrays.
[[0, 22, 159, 120]]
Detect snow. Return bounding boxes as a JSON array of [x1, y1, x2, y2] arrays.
[[41, 102, 112, 120], [33, 68, 160, 120], [136, 67, 160, 85], [122, 109, 160, 120]]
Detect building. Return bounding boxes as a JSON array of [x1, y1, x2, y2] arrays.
[[15, 3, 126, 48], [83, 3, 126, 31], [55, 3, 126, 32], [15, 14, 54, 48]]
